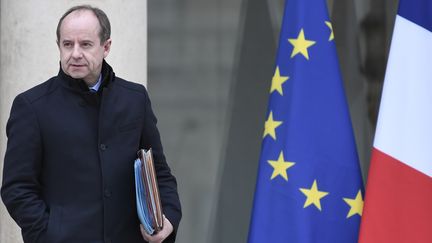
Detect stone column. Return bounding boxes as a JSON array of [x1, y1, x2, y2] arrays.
[[0, 1, 147, 242]]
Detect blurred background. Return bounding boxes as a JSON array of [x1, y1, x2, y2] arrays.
[[0, 0, 398, 242]]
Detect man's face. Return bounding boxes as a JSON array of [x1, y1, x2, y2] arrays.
[[58, 10, 111, 85]]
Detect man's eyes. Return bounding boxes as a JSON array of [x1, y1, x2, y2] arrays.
[[82, 42, 93, 48], [62, 42, 93, 48], [63, 42, 73, 48]]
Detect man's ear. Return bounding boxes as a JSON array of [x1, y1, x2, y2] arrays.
[[103, 39, 112, 58]]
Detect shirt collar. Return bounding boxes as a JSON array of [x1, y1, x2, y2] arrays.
[[88, 74, 102, 92]]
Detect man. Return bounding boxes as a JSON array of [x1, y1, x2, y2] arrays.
[[1, 5, 181, 243]]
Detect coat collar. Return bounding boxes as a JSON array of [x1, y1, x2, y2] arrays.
[[57, 60, 115, 94]]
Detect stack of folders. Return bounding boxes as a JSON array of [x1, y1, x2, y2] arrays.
[[134, 148, 164, 235]]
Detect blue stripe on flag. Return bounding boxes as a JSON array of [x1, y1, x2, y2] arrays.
[[398, 0, 432, 32]]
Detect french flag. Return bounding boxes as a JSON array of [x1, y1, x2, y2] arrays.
[[359, 0, 432, 242]]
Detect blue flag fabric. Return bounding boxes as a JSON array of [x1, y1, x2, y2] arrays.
[[248, 0, 364, 242]]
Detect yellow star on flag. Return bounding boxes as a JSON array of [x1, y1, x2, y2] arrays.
[[263, 111, 282, 140], [325, 21, 334, 41], [299, 180, 329, 211], [268, 151, 295, 181], [270, 67, 289, 95], [343, 190, 364, 218], [288, 28, 316, 59]]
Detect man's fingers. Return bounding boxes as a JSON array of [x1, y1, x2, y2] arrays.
[[140, 216, 173, 243], [140, 224, 165, 243], [140, 224, 152, 242]]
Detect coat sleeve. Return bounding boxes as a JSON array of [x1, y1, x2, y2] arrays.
[[1, 94, 49, 243], [140, 88, 182, 242]]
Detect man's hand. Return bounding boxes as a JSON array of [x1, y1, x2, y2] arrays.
[[140, 215, 174, 243]]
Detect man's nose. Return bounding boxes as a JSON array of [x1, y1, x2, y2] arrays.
[[72, 45, 83, 59]]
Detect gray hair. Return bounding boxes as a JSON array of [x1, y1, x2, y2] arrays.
[[56, 5, 111, 44]]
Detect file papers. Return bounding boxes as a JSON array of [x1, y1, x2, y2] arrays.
[[134, 148, 164, 235]]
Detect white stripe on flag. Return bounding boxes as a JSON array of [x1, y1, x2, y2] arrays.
[[374, 15, 432, 178]]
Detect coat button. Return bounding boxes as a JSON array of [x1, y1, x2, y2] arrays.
[[100, 144, 107, 151], [104, 189, 112, 198]]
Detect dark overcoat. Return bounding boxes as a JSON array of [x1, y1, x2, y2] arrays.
[[1, 61, 181, 243]]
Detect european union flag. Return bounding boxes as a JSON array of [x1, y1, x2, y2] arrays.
[[248, 0, 364, 242]]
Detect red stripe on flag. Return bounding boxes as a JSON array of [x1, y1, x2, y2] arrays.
[[359, 148, 432, 243]]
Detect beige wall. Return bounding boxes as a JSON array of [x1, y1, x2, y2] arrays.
[[0, 1, 147, 242]]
